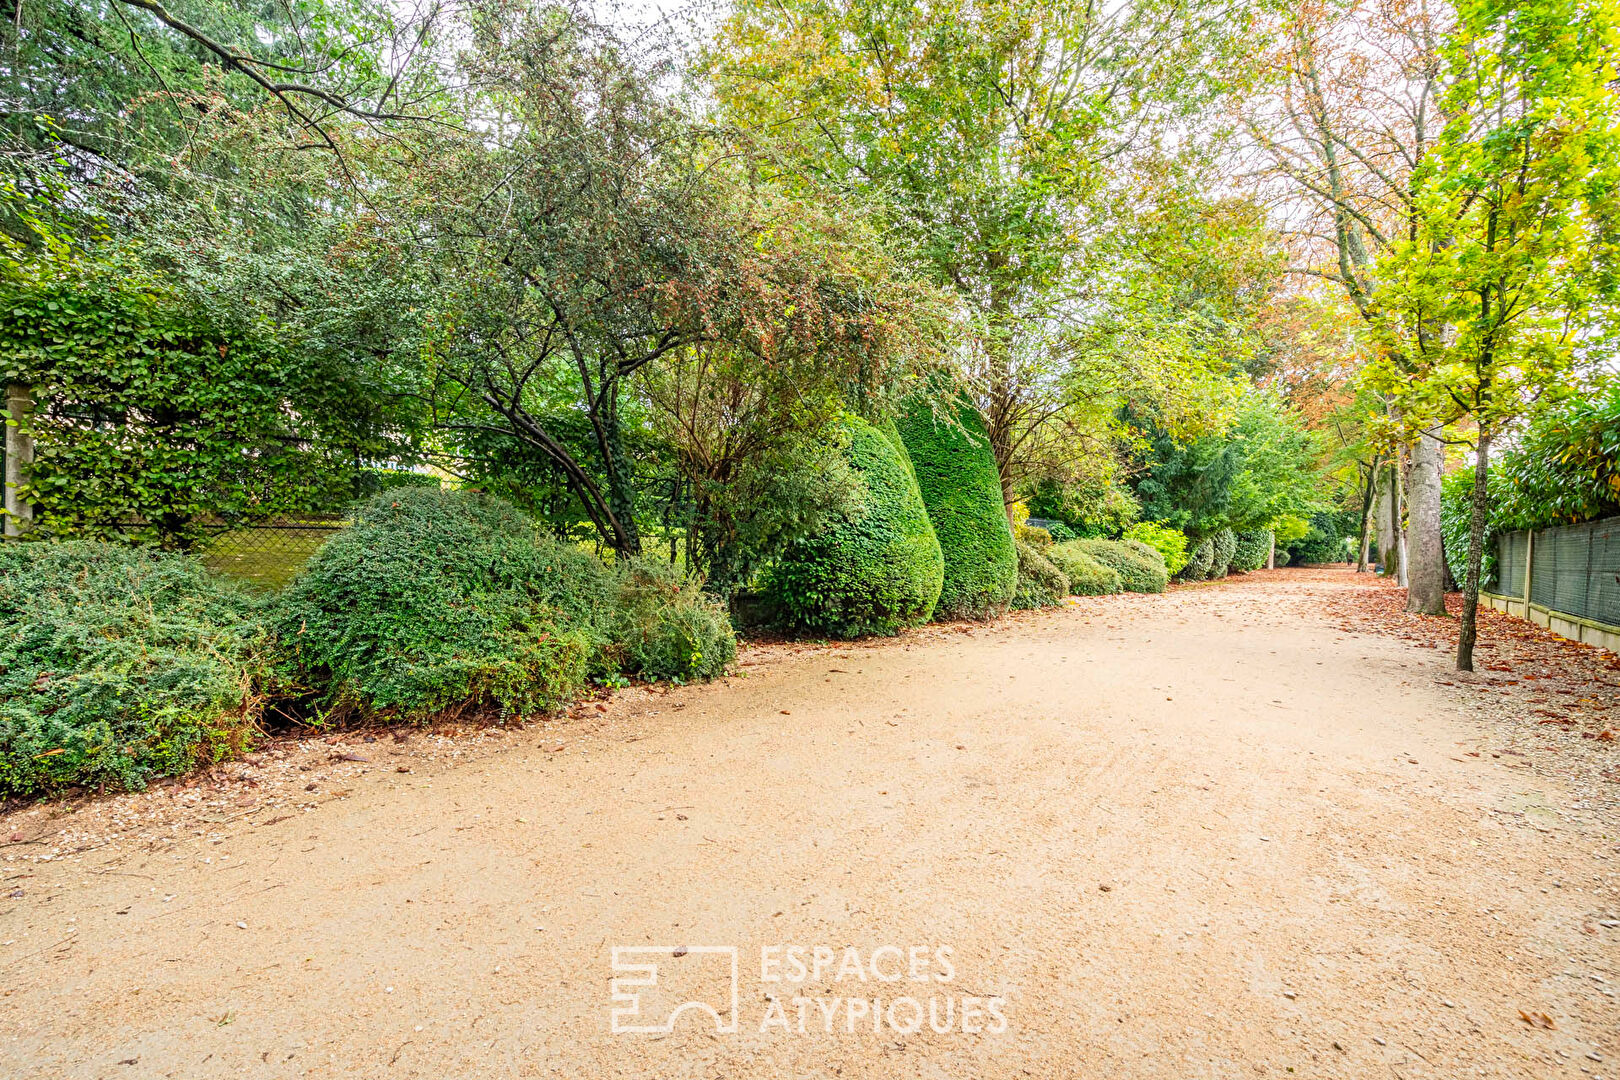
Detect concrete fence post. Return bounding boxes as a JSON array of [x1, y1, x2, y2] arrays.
[[1523, 530, 1534, 616], [4, 382, 34, 538]]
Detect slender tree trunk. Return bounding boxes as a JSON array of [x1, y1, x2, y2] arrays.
[[1356, 456, 1379, 573], [1375, 467, 1396, 574], [1404, 427, 1446, 613], [1391, 450, 1408, 586], [1457, 428, 1492, 672]]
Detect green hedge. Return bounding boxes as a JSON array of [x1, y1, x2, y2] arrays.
[[1231, 529, 1272, 572], [764, 416, 944, 638], [1011, 540, 1068, 609], [1063, 538, 1168, 593], [1046, 543, 1122, 595], [895, 394, 1018, 619], [1181, 537, 1215, 581], [274, 488, 614, 721], [0, 542, 268, 795], [1208, 528, 1238, 578]]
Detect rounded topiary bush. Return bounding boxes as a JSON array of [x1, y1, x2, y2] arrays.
[[764, 416, 944, 638], [895, 393, 1018, 619], [611, 560, 736, 682], [274, 488, 614, 721], [1231, 529, 1272, 572], [1066, 538, 1168, 594], [1011, 540, 1069, 609], [0, 542, 268, 795], [1181, 537, 1215, 581], [1209, 528, 1238, 578], [1047, 542, 1123, 596]]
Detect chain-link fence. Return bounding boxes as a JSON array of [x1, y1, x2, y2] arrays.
[[193, 516, 347, 589], [1494, 516, 1620, 628]]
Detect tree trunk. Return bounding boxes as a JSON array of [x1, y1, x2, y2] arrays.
[[1391, 446, 1408, 586], [1456, 428, 1492, 672], [1375, 467, 1396, 573], [1404, 427, 1446, 613], [1356, 456, 1379, 573]]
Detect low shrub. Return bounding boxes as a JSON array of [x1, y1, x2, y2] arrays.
[[1208, 528, 1238, 578], [1044, 520, 1077, 543], [1064, 538, 1168, 594], [1181, 536, 1215, 581], [274, 488, 613, 722], [611, 561, 736, 682], [0, 542, 268, 795], [1274, 549, 1292, 567], [1122, 521, 1189, 575], [1231, 529, 1272, 572], [1046, 543, 1122, 596], [764, 416, 944, 638], [1015, 522, 1054, 548], [1011, 540, 1069, 609]]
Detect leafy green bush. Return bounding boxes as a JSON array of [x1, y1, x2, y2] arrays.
[[1044, 520, 1077, 543], [1492, 385, 1620, 530], [1011, 540, 1069, 609], [1231, 529, 1272, 572], [274, 489, 613, 721], [1181, 537, 1215, 581], [1046, 542, 1123, 596], [1284, 511, 1355, 565], [611, 561, 736, 681], [1015, 523, 1054, 548], [895, 394, 1018, 619], [1440, 469, 1500, 589], [1208, 528, 1238, 578], [764, 416, 944, 638], [1274, 548, 1291, 567], [1065, 538, 1168, 593], [0, 542, 268, 795], [1122, 521, 1189, 574]]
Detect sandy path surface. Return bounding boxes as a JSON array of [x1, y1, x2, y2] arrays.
[[3, 570, 1617, 1079]]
